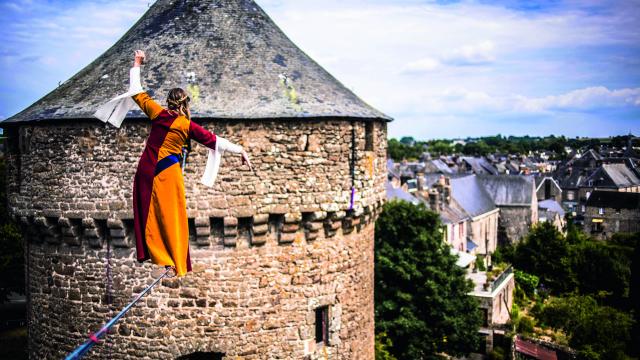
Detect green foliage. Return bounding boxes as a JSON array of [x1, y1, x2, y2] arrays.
[[508, 224, 637, 358], [514, 270, 539, 296], [387, 138, 425, 161], [386, 134, 577, 160], [0, 159, 25, 302], [474, 255, 486, 272], [0, 327, 27, 360], [570, 240, 632, 308], [539, 295, 633, 359], [491, 243, 515, 264], [375, 332, 398, 360], [510, 222, 634, 308], [517, 316, 535, 335], [375, 200, 482, 359], [488, 346, 505, 360], [513, 222, 576, 293]]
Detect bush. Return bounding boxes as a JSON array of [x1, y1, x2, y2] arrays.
[[488, 346, 505, 360], [375, 332, 397, 360], [538, 295, 632, 358], [514, 270, 539, 296], [475, 255, 486, 272], [517, 316, 535, 335]]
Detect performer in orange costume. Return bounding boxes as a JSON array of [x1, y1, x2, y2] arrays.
[[125, 50, 252, 277]]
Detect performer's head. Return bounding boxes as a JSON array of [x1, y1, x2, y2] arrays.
[[167, 88, 191, 119]]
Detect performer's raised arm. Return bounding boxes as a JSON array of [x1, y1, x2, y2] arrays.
[[130, 50, 163, 120], [189, 120, 253, 171]]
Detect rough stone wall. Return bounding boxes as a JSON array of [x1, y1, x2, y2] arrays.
[[583, 206, 640, 239], [5, 118, 387, 359], [496, 207, 533, 244], [7, 119, 386, 219]]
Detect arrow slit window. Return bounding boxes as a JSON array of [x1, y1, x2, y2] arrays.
[[315, 305, 330, 345]]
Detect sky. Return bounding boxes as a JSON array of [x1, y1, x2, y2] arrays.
[[0, 0, 638, 139]]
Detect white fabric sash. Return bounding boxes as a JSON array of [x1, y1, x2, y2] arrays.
[[201, 137, 243, 187], [93, 67, 144, 128]]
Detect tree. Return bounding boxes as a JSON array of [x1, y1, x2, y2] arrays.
[[375, 332, 398, 360], [571, 241, 632, 308], [0, 158, 24, 302], [375, 201, 482, 359], [539, 295, 633, 359], [513, 222, 576, 293]]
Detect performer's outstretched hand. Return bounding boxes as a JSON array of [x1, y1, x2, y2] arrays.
[[133, 50, 146, 67], [241, 150, 253, 172]]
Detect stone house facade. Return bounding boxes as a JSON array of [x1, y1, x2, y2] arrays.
[[478, 175, 538, 245], [583, 191, 640, 239], [1, 1, 390, 359]]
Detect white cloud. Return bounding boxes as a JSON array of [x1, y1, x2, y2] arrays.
[[442, 40, 496, 66], [402, 57, 441, 73], [516, 86, 640, 112], [402, 86, 640, 117]]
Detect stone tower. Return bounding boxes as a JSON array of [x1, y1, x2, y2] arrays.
[[1, 0, 390, 359]]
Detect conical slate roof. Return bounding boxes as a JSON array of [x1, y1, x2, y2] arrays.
[[3, 0, 391, 124]]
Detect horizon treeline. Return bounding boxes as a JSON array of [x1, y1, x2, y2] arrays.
[[388, 134, 637, 161]]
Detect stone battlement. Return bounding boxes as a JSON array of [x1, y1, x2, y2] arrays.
[[18, 203, 383, 249]]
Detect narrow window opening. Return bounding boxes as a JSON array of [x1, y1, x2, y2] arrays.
[[210, 217, 224, 247], [315, 305, 330, 345], [364, 122, 374, 151], [269, 214, 284, 243], [237, 217, 253, 245], [188, 218, 197, 243]]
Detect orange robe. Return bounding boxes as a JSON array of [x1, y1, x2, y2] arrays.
[[132, 92, 217, 277]]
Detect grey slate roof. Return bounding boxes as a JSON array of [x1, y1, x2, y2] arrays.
[[538, 199, 565, 217], [450, 175, 497, 218], [438, 198, 469, 224], [385, 181, 425, 205], [460, 157, 499, 175], [597, 164, 640, 188], [3, 0, 391, 125], [586, 191, 640, 210], [478, 175, 535, 206]]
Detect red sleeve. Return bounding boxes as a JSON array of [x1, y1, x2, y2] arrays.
[[189, 121, 217, 149]]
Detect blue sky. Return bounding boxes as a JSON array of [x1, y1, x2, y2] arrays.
[[0, 0, 638, 139]]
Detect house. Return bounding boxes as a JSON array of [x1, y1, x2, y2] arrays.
[[538, 199, 566, 233], [427, 175, 470, 252], [555, 149, 602, 214], [467, 265, 515, 355], [583, 191, 640, 239], [581, 163, 640, 194], [459, 156, 499, 175], [449, 175, 500, 257], [385, 179, 425, 206], [535, 176, 563, 203], [478, 175, 538, 244]]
